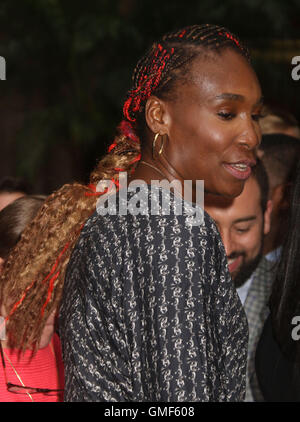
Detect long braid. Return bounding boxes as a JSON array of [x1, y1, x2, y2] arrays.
[[0, 24, 251, 350]]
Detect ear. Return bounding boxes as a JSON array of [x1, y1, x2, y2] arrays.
[[144, 95, 170, 135], [279, 182, 292, 211], [270, 184, 284, 210], [256, 148, 264, 159], [263, 199, 273, 235]]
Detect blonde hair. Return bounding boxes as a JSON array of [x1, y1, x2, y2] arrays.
[[0, 125, 140, 350]]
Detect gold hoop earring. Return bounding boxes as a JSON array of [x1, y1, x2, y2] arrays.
[[152, 133, 165, 159]]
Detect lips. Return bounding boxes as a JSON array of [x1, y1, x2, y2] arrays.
[[223, 159, 256, 181], [227, 255, 243, 274]]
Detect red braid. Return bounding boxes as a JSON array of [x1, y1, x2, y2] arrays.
[[119, 120, 140, 143], [123, 43, 175, 122], [218, 31, 242, 50]]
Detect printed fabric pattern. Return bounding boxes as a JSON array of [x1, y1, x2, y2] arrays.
[[59, 187, 248, 402]]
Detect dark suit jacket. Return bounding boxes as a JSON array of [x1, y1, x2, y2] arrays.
[[255, 313, 300, 402]]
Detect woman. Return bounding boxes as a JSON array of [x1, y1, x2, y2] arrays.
[[0, 24, 263, 401], [255, 163, 300, 401], [60, 24, 263, 402], [0, 196, 64, 402]]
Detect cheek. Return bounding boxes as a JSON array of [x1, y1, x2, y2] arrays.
[[179, 126, 230, 176], [192, 120, 231, 157], [167, 109, 238, 191], [241, 228, 262, 257], [170, 109, 230, 157]]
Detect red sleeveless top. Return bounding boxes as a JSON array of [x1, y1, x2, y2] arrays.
[[0, 333, 64, 402]]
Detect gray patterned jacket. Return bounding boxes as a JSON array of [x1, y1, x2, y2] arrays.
[[244, 257, 277, 401]]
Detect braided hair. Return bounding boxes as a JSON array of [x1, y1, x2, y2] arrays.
[[123, 24, 249, 126], [0, 24, 251, 350]]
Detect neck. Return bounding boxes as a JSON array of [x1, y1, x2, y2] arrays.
[[139, 160, 166, 179], [130, 155, 198, 204]]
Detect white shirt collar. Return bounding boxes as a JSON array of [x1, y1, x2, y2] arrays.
[[236, 273, 255, 305]]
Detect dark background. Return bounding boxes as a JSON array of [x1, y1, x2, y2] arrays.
[[0, 0, 299, 194]]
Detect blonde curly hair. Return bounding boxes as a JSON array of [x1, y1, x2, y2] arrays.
[[0, 125, 140, 351]]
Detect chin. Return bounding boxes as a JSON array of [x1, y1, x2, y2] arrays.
[[219, 182, 244, 199], [206, 177, 245, 199]]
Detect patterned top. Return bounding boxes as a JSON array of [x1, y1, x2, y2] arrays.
[[59, 186, 248, 402], [243, 257, 276, 401]]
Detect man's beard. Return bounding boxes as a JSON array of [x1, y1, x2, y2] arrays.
[[230, 247, 263, 289]]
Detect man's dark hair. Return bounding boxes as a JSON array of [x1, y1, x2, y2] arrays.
[[259, 134, 300, 191], [0, 176, 31, 195], [0, 195, 45, 259], [251, 158, 269, 213]]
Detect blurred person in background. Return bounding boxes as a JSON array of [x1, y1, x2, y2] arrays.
[[205, 159, 274, 401], [255, 162, 300, 401], [259, 104, 300, 139], [259, 133, 300, 262], [0, 176, 31, 211], [0, 195, 64, 402]]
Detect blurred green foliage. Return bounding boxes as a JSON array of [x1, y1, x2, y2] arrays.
[[0, 0, 299, 191]]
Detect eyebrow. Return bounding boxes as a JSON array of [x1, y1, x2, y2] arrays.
[[215, 93, 244, 101], [234, 216, 257, 224], [215, 93, 264, 106]]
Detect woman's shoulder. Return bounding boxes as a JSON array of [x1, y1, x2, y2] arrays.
[[69, 185, 224, 266], [81, 185, 219, 232]]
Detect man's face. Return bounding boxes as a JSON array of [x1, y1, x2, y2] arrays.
[[205, 176, 272, 287]]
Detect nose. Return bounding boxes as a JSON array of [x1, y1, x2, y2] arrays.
[[237, 116, 261, 151], [221, 229, 238, 258]]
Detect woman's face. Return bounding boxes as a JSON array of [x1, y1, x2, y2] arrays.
[[162, 48, 263, 198]]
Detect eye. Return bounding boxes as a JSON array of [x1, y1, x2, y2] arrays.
[[235, 226, 250, 234], [217, 111, 236, 120]]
